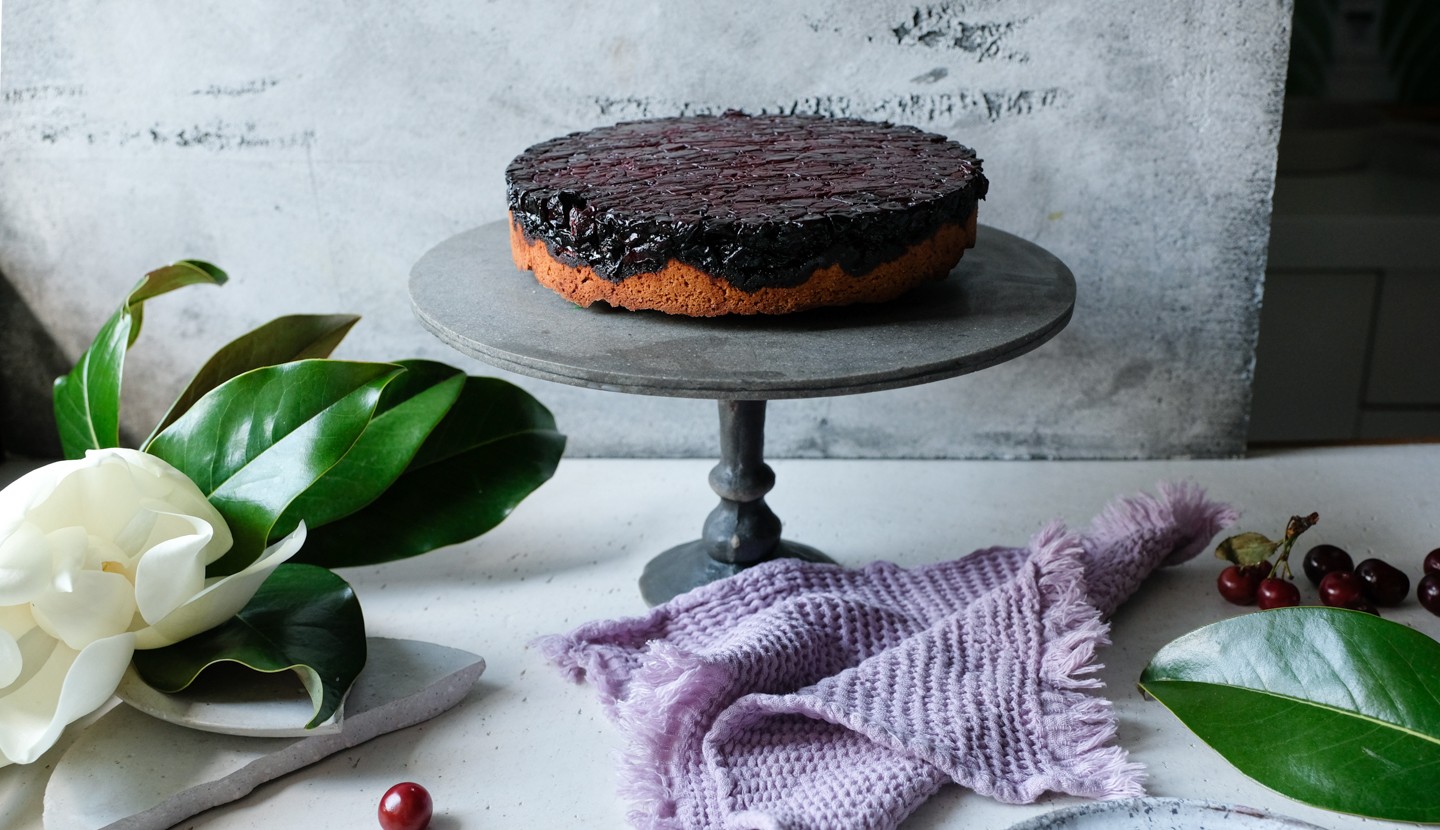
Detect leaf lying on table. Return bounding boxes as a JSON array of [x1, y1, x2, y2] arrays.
[[1139, 606, 1440, 823], [271, 359, 466, 539], [53, 260, 226, 459], [291, 375, 566, 567], [133, 563, 366, 730], [146, 360, 403, 576]]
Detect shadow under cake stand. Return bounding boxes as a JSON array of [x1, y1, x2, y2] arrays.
[[410, 220, 1075, 605]]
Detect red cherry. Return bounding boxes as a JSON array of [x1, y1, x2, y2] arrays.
[[1319, 570, 1364, 609], [1302, 544, 1353, 585], [1256, 578, 1300, 610], [1218, 564, 1264, 605], [1354, 558, 1410, 606], [1424, 548, 1440, 575], [1418, 573, 1440, 616], [379, 782, 432, 830]]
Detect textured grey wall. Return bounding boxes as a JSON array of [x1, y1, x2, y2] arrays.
[[0, 1, 1291, 459]]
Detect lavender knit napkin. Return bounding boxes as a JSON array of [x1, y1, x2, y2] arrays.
[[538, 483, 1235, 830]]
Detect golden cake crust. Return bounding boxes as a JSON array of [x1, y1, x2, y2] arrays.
[[508, 210, 978, 317]]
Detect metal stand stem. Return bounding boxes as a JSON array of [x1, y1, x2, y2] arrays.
[[639, 400, 833, 605]]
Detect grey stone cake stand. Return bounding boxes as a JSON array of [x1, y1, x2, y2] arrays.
[[410, 220, 1075, 605]]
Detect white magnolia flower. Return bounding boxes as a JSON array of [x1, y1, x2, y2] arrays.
[[0, 448, 303, 766]]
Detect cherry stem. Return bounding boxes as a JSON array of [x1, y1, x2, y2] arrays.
[[1268, 512, 1320, 580]]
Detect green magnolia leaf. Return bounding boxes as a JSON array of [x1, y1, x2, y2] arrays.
[[133, 563, 365, 730], [147, 313, 360, 442], [1139, 606, 1440, 822], [125, 260, 229, 339], [293, 376, 565, 567], [271, 360, 466, 538], [147, 360, 403, 576], [53, 260, 226, 459], [53, 309, 130, 459], [1214, 531, 1278, 567]]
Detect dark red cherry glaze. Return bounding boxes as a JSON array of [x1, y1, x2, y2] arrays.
[[506, 112, 988, 290]]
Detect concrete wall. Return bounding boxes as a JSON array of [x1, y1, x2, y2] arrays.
[[0, 1, 1292, 458]]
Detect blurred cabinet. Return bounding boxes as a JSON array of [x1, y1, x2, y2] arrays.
[[1365, 270, 1440, 405], [1249, 271, 1378, 441], [1250, 166, 1440, 443]]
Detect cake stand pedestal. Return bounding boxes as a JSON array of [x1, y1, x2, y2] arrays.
[[409, 221, 1075, 605]]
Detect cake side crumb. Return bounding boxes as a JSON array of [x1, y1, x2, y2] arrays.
[[507, 212, 977, 317]]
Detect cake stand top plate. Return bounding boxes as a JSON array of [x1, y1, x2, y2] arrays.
[[410, 221, 1074, 400]]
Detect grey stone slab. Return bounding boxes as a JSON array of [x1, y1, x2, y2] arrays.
[[42, 638, 484, 830], [410, 222, 1074, 399]]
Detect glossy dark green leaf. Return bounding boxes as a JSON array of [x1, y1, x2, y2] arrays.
[[1139, 606, 1440, 822], [125, 260, 229, 341], [53, 260, 226, 459], [294, 376, 565, 567], [133, 563, 365, 729], [53, 309, 130, 459], [147, 360, 402, 576], [271, 360, 466, 537], [147, 313, 360, 442]]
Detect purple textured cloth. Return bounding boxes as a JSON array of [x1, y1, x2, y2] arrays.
[[539, 483, 1235, 830]]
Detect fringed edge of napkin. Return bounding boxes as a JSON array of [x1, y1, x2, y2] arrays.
[[1091, 480, 1240, 568], [614, 642, 735, 828], [1023, 522, 1146, 802]]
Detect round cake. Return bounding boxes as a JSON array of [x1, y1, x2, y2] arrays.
[[505, 112, 988, 316]]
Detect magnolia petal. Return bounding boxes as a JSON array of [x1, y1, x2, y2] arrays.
[[0, 627, 20, 689], [122, 451, 233, 565], [138, 496, 232, 568], [0, 630, 134, 766], [134, 522, 307, 650], [130, 511, 218, 625], [0, 458, 64, 519], [30, 453, 144, 541], [140, 506, 229, 565], [43, 527, 91, 594], [0, 523, 51, 605], [7, 625, 56, 697], [111, 508, 160, 561], [30, 570, 136, 651], [0, 605, 34, 640]]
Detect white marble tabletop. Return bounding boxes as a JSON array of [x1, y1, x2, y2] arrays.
[[4, 445, 1438, 829]]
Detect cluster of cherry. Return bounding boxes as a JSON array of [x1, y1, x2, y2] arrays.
[[1219, 542, 1440, 617]]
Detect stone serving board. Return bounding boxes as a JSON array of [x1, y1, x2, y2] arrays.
[[44, 638, 485, 830]]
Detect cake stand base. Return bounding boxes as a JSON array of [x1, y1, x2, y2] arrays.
[[638, 399, 834, 606], [640, 539, 833, 606]]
